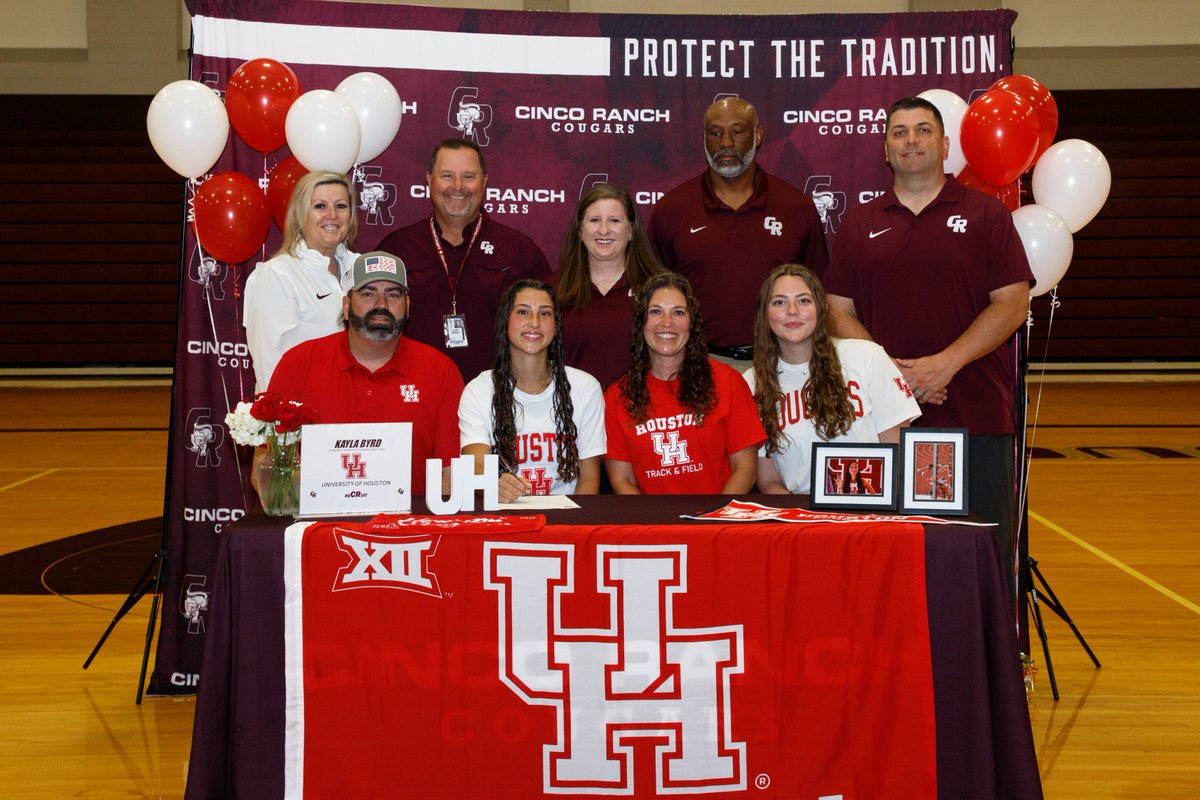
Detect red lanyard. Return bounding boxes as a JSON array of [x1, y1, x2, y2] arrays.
[[429, 213, 483, 314]]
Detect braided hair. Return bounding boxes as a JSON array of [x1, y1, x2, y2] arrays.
[[490, 280, 581, 482]]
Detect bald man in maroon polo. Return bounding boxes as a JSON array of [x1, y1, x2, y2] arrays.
[[648, 96, 828, 366]]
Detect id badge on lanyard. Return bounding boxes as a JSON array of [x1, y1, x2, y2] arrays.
[[431, 214, 482, 350], [443, 313, 468, 348]]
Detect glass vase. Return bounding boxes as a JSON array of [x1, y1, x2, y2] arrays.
[[258, 426, 301, 517]]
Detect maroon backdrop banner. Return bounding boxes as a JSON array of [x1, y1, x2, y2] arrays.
[[152, 0, 1014, 695]]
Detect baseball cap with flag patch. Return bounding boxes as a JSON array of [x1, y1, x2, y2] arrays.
[[349, 251, 407, 292]]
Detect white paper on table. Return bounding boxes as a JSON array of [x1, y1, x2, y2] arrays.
[[503, 494, 580, 510]]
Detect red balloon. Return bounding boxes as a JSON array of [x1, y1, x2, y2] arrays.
[[266, 156, 309, 232], [194, 172, 271, 264], [960, 89, 1040, 187], [225, 58, 301, 154], [956, 164, 1021, 212], [989, 75, 1058, 162]]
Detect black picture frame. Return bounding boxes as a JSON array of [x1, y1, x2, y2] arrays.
[[809, 442, 898, 511]]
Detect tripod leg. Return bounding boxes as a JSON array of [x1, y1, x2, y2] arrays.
[[135, 548, 168, 704], [82, 552, 160, 670], [1027, 583, 1060, 701], [1032, 561, 1101, 668]]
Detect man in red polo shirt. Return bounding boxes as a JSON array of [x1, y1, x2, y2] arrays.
[[824, 96, 1033, 602], [265, 250, 465, 495], [648, 96, 828, 369]]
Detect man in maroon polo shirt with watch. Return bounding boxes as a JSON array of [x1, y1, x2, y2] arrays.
[[265, 250, 465, 495], [648, 96, 828, 369], [824, 96, 1034, 602], [377, 138, 549, 382]]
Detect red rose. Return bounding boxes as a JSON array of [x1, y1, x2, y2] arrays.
[[274, 401, 305, 433], [250, 391, 282, 422], [297, 403, 320, 426]]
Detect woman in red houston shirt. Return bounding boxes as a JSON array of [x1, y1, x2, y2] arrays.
[[603, 272, 765, 494]]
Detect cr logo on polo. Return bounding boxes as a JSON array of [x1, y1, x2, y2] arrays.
[[484, 543, 746, 794]]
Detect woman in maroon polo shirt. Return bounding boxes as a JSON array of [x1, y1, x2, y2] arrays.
[[552, 183, 665, 390]]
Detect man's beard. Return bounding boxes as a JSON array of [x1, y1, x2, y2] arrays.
[[705, 138, 757, 178], [348, 308, 407, 342]]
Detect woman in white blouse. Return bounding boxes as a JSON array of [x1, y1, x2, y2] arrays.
[[243, 170, 359, 392]]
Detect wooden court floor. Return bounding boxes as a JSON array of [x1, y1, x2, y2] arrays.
[[0, 378, 1197, 798]]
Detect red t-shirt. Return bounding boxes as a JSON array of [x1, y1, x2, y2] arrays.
[[648, 168, 829, 348], [604, 360, 765, 493], [269, 332, 465, 493]]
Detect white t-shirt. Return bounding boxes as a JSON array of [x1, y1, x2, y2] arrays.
[[458, 365, 606, 495], [743, 338, 920, 493], [243, 240, 358, 393]]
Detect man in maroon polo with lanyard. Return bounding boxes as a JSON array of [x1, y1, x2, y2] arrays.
[[377, 138, 550, 381], [648, 96, 828, 370]]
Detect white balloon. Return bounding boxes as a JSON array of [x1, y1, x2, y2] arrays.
[[335, 72, 402, 164], [1032, 139, 1111, 233], [917, 88, 968, 176], [1012, 204, 1074, 297], [284, 90, 362, 174], [146, 80, 229, 179]]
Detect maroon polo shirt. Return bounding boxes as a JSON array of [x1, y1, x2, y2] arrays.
[[823, 177, 1033, 434], [377, 211, 549, 381], [648, 168, 828, 348], [268, 331, 465, 493], [552, 271, 637, 390]]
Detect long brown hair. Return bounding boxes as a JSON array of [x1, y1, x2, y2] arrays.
[[556, 183, 664, 310], [751, 264, 855, 452], [489, 280, 580, 482], [618, 272, 715, 425]]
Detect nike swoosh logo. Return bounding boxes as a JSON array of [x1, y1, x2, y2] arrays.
[[868, 228, 892, 239], [689, 226, 707, 234], [316, 292, 333, 300]]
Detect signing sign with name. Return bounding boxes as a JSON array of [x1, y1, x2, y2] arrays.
[[299, 423, 413, 516]]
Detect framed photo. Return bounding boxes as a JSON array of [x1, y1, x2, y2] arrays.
[[810, 442, 898, 511], [900, 428, 969, 515]]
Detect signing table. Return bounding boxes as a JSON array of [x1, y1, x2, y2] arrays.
[[185, 496, 1041, 799]]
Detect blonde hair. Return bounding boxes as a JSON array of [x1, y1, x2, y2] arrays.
[[276, 171, 358, 257]]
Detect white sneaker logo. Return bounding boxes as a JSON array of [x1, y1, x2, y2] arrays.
[[689, 226, 707, 234], [868, 228, 892, 239]]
